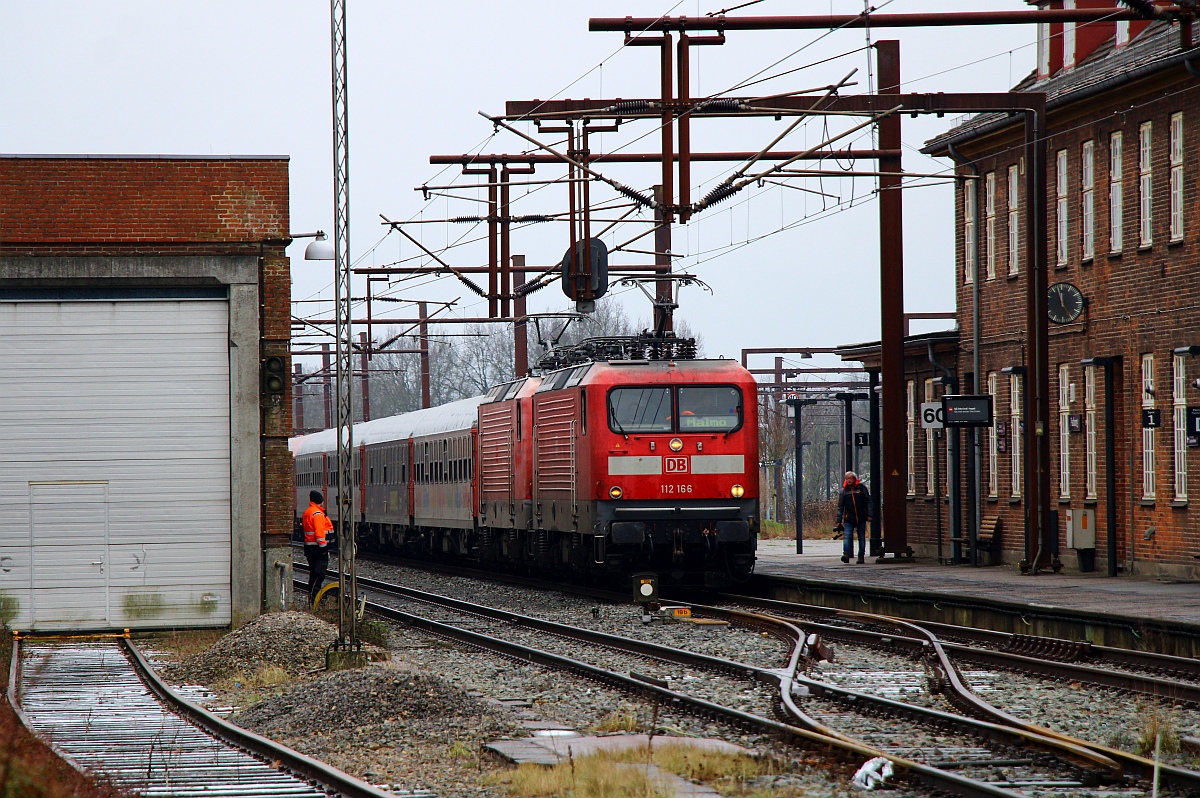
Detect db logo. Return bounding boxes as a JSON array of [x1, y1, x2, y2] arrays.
[[665, 457, 689, 473]]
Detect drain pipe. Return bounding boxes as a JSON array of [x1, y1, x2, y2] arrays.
[[947, 141, 981, 566], [929, 342, 962, 563]]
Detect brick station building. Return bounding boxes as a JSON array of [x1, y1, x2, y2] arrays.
[[897, 10, 1200, 578], [0, 155, 293, 629]]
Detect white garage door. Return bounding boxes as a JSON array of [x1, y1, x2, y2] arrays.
[[0, 298, 231, 631]]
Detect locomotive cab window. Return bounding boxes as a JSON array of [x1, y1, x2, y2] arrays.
[[608, 387, 673, 433], [678, 386, 742, 432]]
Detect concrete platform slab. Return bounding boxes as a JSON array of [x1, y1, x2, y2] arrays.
[[749, 539, 1200, 655]]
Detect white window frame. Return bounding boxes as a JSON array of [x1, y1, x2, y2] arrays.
[[1170, 112, 1184, 243], [988, 372, 999, 497], [1143, 353, 1156, 500], [1175, 354, 1188, 501], [1085, 364, 1098, 500], [1139, 121, 1153, 248], [1007, 165, 1020, 276], [925, 378, 937, 496], [1056, 149, 1069, 266], [1058, 364, 1071, 499], [964, 182, 977, 284], [906, 380, 916, 496], [1011, 373, 1023, 499], [985, 171, 997, 280], [1110, 131, 1124, 253], [1081, 140, 1095, 261]]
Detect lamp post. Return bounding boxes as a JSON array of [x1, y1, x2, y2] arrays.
[[787, 398, 819, 553]]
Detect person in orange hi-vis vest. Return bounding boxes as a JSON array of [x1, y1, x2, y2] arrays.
[[301, 490, 333, 602]]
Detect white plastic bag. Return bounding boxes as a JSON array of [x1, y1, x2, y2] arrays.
[[852, 756, 895, 790]]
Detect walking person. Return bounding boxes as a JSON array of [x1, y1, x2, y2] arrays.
[[835, 471, 871, 564], [301, 490, 332, 604]]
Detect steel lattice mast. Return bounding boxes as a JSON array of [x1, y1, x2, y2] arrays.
[[330, 0, 358, 649]]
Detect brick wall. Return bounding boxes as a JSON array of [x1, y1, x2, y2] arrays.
[[941, 66, 1200, 577], [0, 156, 288, 244]]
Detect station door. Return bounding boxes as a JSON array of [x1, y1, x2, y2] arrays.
[[0, 298, 232, 631]]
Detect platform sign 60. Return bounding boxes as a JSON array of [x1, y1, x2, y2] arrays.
[[665, 457, 689, 473], [920, 402, 945, 429]]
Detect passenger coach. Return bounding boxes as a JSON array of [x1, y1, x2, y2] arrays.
[[291, 348, 759, 586]]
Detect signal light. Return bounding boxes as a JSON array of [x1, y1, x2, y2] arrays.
[[262, 356, 287, 401], [632, 572, 658, 603], [609, 485, 624, 500]]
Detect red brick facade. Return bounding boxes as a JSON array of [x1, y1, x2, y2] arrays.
[[917, 22, 1200, 577]]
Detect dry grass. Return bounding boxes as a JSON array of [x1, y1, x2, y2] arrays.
[[1136, 701, 1181, 757], [150, 629, 227, 660], [759, 502, 841, 541], [489, 755, 671, 798], [214, 665, 291, 692], [592, 709, 643, 734], [490, 742, 794, 798]]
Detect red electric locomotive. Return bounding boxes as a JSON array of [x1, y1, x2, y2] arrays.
[[291, 335, 759, 586]]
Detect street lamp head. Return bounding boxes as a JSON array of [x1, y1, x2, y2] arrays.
[[1080, 356, 1113, 367], [304, 231, 335, 261], [1174, 345, 1200, 357], [1000, 365, 1027, 376]]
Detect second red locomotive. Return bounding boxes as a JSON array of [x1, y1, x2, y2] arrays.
[[291, 337, 759, 586]]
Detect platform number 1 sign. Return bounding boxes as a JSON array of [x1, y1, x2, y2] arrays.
[[920, 402, 945, 429]]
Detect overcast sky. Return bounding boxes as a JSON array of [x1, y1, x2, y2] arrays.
[[1, 1, 1035, 377]]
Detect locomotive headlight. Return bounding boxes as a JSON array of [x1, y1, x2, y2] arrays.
[[609, 485, 624, 500], [731, 484, 745, 498], [669, 438, 683, 452]]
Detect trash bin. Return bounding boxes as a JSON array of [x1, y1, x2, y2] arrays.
[[1077, 547, 1096, 573]]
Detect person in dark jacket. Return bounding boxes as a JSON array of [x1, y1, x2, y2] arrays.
[[834, 471, 871, 564]]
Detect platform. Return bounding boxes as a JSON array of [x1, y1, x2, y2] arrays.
[[748, 539, 1200, 656]]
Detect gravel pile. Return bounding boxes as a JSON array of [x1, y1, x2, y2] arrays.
[[236, 662, 518, 798], [235, 665, 494, 737], [163, 611, 337, 684]]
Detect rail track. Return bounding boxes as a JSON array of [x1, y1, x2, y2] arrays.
[[298, 558, 1200, 796], [7, 634, 400, 798]]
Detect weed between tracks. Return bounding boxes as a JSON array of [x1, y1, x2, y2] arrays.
[[488, 742, 797, 798]]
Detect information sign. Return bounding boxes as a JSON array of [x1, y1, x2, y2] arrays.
[[941, 394, 994, 428], [920, 402, 944, 429]]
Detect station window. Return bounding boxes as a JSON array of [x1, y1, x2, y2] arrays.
[[985, 171, 997, 280], [1081, 140, 1095, 261], [1007, 165, 1020, 276], [924, 379, 937, 496], [1139, 122, 1153, 248], [1171, 112, 1184, 242], [1174, 354, 1187, 502], [1011, 374, 1023, 499], [963, 181, 977, 284], [1058, 364, 1071, 499], [1142, 353, 1156, 500], [906, 381, 916, 496], [1110, 131, 1124, 253], [987, 373, 999, 498], [1055, 149, 1069, 266], [1085, 365, 1098, 501]]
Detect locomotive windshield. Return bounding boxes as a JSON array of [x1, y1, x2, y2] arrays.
[[607, 385, 743, 433], [678, 386, 743, 431], [608, 387, 673, 433]]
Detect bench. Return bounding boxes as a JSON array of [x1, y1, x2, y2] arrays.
[[950, 516, 1002, 565]]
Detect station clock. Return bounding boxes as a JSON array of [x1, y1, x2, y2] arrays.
[[1047, 282, 1085, 325]]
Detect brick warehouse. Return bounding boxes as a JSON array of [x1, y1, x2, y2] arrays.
[[0, 155, 292, 629], [897, 10, 1200, 579]]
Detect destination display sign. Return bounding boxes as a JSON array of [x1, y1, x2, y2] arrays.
[[941, 394, 994, 428]]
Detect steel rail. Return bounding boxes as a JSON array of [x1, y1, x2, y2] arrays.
[[292, 574, 1019, 798], [724, 593, 1200, 792], [298, 566, 1115, 778]]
